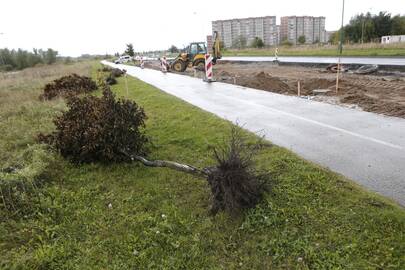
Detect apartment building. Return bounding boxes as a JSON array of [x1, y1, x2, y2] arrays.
[[212, 16, 277, 48], [280, 16, 326, 44]]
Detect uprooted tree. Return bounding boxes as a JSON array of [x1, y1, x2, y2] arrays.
[[97, 66, 126, 86], [39, 84, 269, 214], [39, 74, 98, 100], [124, 127, 269, 214], [38, 86, 148, 163]]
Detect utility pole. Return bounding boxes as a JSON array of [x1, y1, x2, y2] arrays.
[[338, 0, 345, 55], [336, 0, 345, 93], [362, 8, 372, 45]]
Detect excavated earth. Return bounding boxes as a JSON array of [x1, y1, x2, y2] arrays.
[[142, 61, 405, 118]]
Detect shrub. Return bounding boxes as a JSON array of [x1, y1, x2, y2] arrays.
[[298, 35, 306, 44], [39, 87, 148, 163], [105, 74, 117, 85], [99, 66, 112, 72], [169, 45, 179, 53], [40, 74, 97, 100], [97, 66, 122, 85], [0, 64, 14, 72], [97, 66, 125, 85], [111, 68, 125, 77], [281, 39, 293, 46], [251, 37, 265, 48]]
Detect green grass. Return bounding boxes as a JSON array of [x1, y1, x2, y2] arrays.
[[1, 63, 404, 269], [224, 44, 405, 57]]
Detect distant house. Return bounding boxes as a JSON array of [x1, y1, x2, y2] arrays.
[[381, 35, 405, 44]]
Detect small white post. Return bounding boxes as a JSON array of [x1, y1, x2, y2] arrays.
[[336, 57, 341, 94], [275, 47, 279, 62], [297, 81, 301, 96]]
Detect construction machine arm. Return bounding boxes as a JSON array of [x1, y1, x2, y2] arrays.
[[212, 31, 222, 64]]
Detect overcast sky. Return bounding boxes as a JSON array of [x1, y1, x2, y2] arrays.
[[0, 0, 404, 56]]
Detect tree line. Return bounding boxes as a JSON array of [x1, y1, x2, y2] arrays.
[[0, 48, 58, 71], [332, 12, 405, 43]]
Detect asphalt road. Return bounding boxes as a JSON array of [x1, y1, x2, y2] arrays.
[[221, 56, 405, 66], [103, 61, 405, 206]]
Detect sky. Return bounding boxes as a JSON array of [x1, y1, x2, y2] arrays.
[[0, 0, 404, 56]]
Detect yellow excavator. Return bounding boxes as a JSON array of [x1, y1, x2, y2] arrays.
[[170, 31, 222, 72]]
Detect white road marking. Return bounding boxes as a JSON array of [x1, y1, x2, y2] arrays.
[[220, 93, 404, 151]]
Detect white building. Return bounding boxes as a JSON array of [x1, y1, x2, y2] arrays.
[[212, 16, 277, 48], [381, 35, 405, 44], [280, 16, 327, 44]]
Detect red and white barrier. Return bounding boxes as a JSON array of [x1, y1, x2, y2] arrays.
[[205, 54, 213, 82], [161, 57, 167, 73], [140, 57, 144, 69]]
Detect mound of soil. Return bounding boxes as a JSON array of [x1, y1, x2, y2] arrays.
[[234, 73, 340, 96], [302, 78, 336, 91], [240, 72, 292, 94], [218, 70, 232, 77], [341, 92, 405, 118], [40, 74, 98, 100]]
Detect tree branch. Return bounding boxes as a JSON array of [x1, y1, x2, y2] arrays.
[[124, 152, 210, 178]]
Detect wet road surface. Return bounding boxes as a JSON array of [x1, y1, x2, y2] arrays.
[[103, 61, 405, 206]]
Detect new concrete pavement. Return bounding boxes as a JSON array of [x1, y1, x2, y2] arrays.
[[102, 61, 405, 206]]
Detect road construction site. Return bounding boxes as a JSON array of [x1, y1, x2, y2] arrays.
[[142, 59, 405, 118], [103, 60, 405, 206]]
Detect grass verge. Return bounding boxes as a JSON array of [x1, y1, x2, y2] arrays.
[[0, 63, 404, 269], [224, 43, 405, 57]]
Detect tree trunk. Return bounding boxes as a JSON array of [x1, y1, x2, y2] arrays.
[[127, 154, 211, 179]]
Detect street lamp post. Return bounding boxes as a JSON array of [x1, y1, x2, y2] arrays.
[[336, 0, 345, 93], [338, 0, 345, 55]]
